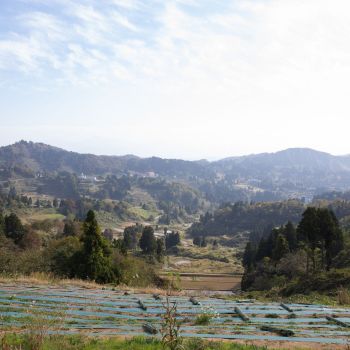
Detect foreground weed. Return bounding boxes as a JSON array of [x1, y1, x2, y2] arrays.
[[161, 297, 183, 350], [22, 304, 66, 350], [161, 273, 184, 350]]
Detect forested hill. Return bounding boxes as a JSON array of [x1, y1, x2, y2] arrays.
[[213, 148, 350, 189], [0, 141, 212, 178], [2, 141, 350, 202]]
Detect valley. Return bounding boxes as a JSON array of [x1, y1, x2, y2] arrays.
[[1, 141, 350, 349]]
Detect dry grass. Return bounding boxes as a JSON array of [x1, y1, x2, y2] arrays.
[[0, 272, 101, 289], [167, 239, 243, 275], [337, 286, 350, 305], [0, 273, 185, 295]]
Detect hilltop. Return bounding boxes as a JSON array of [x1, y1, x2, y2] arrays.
[[1, 141, 350, 204]]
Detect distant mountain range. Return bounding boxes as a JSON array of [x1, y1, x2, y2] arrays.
[[1, 140, 350, 202], [0, 140, 211, 178]]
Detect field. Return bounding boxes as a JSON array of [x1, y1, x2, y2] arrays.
[[0, 282, 349, 349], [175, 273, 241, 291], [4, 207, 65, 224], [165, 238, 243, 275]]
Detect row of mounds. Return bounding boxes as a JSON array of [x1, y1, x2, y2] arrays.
[[0, 284, 349, 345]]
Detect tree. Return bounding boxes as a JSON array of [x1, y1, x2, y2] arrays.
[[75, 210, 117, 283], [53, 198, 59, 208], [5, 213, 26, 244], [297, 207, 320, 271], [139, 226, 157, 255], [255, 235, 273, 261], [284, 221, 297, 252], [123, 225, 141, 250], [19, 230, 41, 249], [297, 207, 344, 271], [48, 236, 81, 277], [0, 212, 4, 236], [242, 242, 256, 269], [318, 208, 344, 270], [8, 187, 17, 200], [156, 238, 165, 262], [63, 221, 78, 236], [241, 206, 347, 293], [165, 231, 180, 250], [113, 239, 127, 255], [103, 228, 114, 241], [273, 234, 289, 261]]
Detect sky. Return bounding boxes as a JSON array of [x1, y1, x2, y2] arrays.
[[1, 0, 350, 160]]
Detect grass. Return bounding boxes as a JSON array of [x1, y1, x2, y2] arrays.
[[194, 314, 212, 325], [0, 272, 102, 289], [0, 273, 181, 297], [95, 210, 122, 229], [337, 286, 350, 305], [8, 207, 65, 224], [94, 206, 159, 230], [0, 335, 311, 350], [128, 206, 159, 222]]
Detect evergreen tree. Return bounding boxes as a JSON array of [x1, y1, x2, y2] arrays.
[[242, 242, 256, 269], [297, 207, 320, 270], [273, 234, 289, 260], [75, 210, 117, 283], [123, 225, 141, 250], [284, 221, 297, 252], [139, 226, 157, 255], [5, 213, 25, 244], [318, 208, 344, 270], [241, 206, 347, 291], [255, 234, 273, 261]]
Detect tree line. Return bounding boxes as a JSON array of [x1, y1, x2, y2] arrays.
[[188, 200, 305, 238], [242, 207, 349, 292]]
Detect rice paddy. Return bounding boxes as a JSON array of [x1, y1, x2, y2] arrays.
[[0, 283, 349, 347]]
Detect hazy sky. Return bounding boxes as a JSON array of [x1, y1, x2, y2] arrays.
[[1, 0, 350, 160]]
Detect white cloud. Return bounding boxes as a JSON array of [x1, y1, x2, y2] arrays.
[[1, 0, 350, 157], [111, 11, 138, 31], [109, 0, 140, 10]]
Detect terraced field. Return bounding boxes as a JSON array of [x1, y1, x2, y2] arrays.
[[0, 283, 349, 346]]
